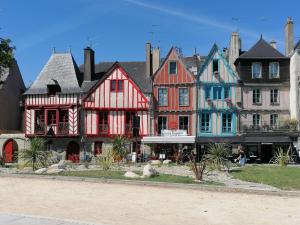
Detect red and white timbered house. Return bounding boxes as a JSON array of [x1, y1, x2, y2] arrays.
[[23, 52, 82, 162], [82, 62, 151, 154]]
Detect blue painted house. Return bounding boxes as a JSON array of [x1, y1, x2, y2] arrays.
[[196, 44, 241, 146]]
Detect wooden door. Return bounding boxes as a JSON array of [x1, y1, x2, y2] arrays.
[[3, 139, 17, 163], [66, 141, 80, 163]]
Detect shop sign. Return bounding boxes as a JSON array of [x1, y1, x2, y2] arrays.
[[161, 129, 187, 136]]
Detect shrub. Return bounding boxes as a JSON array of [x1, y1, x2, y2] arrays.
[[96, 149, 114, 171], [288, 118, 298, 131], [206, 143, 231, 171], [112, 135, 128, 162], [18, 137, 50, 170], [270, 145, 294, 166]]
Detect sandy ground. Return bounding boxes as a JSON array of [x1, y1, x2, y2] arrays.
[[0, 177, 299, 225]]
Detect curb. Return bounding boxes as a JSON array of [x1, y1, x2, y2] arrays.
[[0, 173, 300, 197]]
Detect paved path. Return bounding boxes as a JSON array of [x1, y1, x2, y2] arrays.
[[0, 213, 103, 225]]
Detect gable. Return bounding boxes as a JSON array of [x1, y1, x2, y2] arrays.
[[153, 48, 195, 84], [198, 45, 238, 84], [84, 65, 149, 109]]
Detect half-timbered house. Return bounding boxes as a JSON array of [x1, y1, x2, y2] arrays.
[[142, 47, 200, 160], [80, 47, 152, 157], [23, 52, 82, 162], [196, 44, 241, 153]]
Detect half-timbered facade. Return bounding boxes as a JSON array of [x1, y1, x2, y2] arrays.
[[83, 62, 150, 138], [143, 47, 200, 160], [23, 52, 82, 162], [197, 44, 241, 146]]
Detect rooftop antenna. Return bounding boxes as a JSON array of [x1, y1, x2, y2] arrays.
[[68, 45, 72, 53], [52, 47, 56, 54], [194, 47, 197, 55], [86, 36, 98, 48], [149, 24, 159, 44]]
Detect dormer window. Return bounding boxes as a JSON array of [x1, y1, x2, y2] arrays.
[[269, 62, 279, 79], [213, 59, 219, 73], [47, 84, 61, 95], [252, 62, 262, 79], [169, 61, 177, 74]]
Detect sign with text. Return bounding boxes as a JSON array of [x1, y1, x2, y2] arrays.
[[161, 129, 187, 136]]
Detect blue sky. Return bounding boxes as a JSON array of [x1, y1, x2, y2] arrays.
[[1, 0, 300, 86]]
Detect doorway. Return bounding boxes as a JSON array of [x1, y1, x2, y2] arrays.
[[3, 139, 18, 163], [66, 141, 80, 163], [261, 144, 273, 163]]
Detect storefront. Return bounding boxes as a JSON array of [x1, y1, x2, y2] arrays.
[[141, 130, 195, 162]]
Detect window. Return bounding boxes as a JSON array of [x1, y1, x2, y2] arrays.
[[158, 88, 168, 106], [205, 86, 211, 99], [179, 88, 189, 106], [270, 89, 279, 104], [179, 116, 189, 133], [213, 59, 219, 73], [169, 61, 177, 74], [222, 114, 232, 133], [252, 89, 261, 104], [269, 62, 279, 78], [270, 114, 279, 128], [158, 116, 168, 134], [47, 110, 57, 125], [213, 87, 222, 100], [59, 110, 68, 123], [252, 62, 262, 79], [252, 114, 261, 126], [110, 80, 124, 92], [99, 111, 108, 134], [125, 112, 135, 134], [35, 110, 45, 134], [47, 84, 61, 95], [201, 113, 211, 132], [224, 87, 230, 99]]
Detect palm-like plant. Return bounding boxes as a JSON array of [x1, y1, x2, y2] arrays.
[[270, 145, 294, 166], [18, 137, 50, 170], [112, 135, 128, 162], [205, 143, 231, 171]]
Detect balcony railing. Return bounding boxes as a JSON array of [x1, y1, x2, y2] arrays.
[[58, 122, 69, 135], [98, 124, 109, 135], [240, 121, 292, 133], [34, 123, 46, 135]]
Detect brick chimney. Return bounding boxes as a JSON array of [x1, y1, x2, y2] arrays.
[[146, 43, 152, 77], [285, 17, 294, 56], [270, 40, 277, 49], [84, 47, 95, 82], [152, 47, 160, 74], [229, 32, 241, 70]]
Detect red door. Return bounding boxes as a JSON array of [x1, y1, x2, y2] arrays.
[[66, 141, 80, 163], [3, 139, 17, 163]]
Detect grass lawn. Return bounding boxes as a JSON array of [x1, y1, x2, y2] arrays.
[[231, 165, 300, 190], [54, 170, 222, 185]]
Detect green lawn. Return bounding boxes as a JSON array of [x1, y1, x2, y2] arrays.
[[231, 165, 300, 190], [55, 170, 221, 185]]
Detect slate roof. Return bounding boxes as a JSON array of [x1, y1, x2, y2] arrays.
[[24, 53, 82, 95], [237, 37, 287, 59], [80, 61, 153, 94]]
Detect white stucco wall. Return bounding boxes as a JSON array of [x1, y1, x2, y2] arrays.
[[290, 50, 300, 122]]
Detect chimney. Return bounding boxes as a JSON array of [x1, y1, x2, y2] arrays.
[[270, 40, 277, 49], [84, 47, 95, 82], [285, 17, 294, 56], [152, 47, 160, 74], [229, 32, 241, 70], [146, 43, 152, 76]]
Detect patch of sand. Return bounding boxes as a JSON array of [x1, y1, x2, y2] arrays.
[[0, 177, 299, 225]]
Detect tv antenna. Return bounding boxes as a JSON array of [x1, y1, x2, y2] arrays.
[[86, 36, 98, 48], [149, 24, 159, 44], [231, 17, 240, 32]]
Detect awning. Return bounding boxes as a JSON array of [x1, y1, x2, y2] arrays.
[[244, 136, 291, 143], [141, 136, 195, 144], [196, 136, 243, 143]]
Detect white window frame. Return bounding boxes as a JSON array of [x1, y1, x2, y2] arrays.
[[252, 62, 262, 79], [179, 116, 189, 133], [158, 87, 168, 106], [269, 62, 280, 79], [178, 87, 189, 106], [252, 114, 261, 126], [270, 89, 280, 105], [252, 89, 261, 104], [270, 114, 279, 128], [168, 61, 177, 75]]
